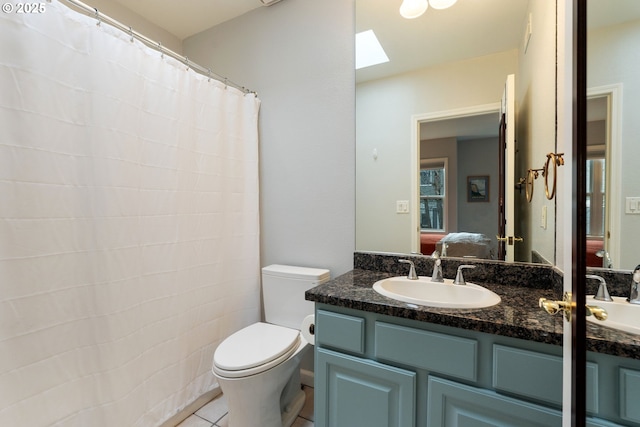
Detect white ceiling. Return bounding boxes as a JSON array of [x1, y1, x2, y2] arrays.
[[356, 0, 530, 84], [107, 0, 640, 140], [110, 0, 267, 40], [109, 0, 640, 65]]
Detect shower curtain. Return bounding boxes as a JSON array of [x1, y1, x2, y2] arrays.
[[0, 2, 261, 426]]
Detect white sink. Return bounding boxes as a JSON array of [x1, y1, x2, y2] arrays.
[[586, 296, 640, 335], [372, 276, 501, 309]]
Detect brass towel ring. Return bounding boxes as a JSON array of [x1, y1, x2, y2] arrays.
[[525, 168, 544, 203], [544, 152, 565, 200], [525, 169, 535, 203]]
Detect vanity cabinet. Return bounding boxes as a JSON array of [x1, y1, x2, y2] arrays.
[[316, 348, 416, 427], [314, 305, 638, 427]]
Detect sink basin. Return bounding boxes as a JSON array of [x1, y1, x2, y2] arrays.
[[586, 296, 640, 335], [372, 276, 501, 309]]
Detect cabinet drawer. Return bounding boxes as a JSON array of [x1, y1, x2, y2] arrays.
[[493, 345, 598, 413], [620, 367, 640, 423], [316, 310, 365, 355], [375, 322, 477, 381]]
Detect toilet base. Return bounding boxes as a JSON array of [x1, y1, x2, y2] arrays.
[[282, 388, 306, 427]]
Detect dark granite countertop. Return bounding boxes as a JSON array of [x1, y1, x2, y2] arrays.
[[305, 268, 640, 360]]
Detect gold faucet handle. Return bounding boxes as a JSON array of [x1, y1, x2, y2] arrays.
[[539, 297, 571, 319], [539, 292, 607, 322], [586, 305, 608, 321]]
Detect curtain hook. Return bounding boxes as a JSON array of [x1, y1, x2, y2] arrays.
[[185, 57, 190, 71], [158, 42, 164, 58], [224, 78, 228, 89], [207, 69, 212, 82], [94, 8, 101, 26], [129, 26, 134, 43]]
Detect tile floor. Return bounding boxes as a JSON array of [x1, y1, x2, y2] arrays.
[[176, 385, 314, 427]]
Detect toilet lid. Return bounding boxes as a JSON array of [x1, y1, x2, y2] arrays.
[[214, 322, 300, 372]]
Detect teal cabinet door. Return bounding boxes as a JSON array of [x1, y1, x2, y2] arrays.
[[427, 376, 562, 427], [316, 348, 416, 427]]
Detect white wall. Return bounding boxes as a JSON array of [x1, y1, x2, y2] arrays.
[[588, 19, 640, 270], [356, 50, 517, 253], [514, 0, 558, 263], [183, 0, 355, 277]]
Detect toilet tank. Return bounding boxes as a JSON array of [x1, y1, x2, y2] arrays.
[[262, 264, 330, 330]]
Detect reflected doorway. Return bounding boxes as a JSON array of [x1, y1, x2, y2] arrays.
[[410, 104, 504, 258], [586, 85, 621, 268]]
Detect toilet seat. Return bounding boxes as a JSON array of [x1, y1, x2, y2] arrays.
[[213, 322, 301, 378]]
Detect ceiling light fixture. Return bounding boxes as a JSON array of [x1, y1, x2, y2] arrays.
[[399, 0, 457, 19], [429, 0, 458, 10], [399, 0, 428, 19]]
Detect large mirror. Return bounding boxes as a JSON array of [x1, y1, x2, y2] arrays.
[[586, 0, 640, 271], [356, 0, 559, 264]]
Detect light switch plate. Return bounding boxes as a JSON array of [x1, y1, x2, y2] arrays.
[[396, 200, 409, 214], [626, 197, 640, 214]]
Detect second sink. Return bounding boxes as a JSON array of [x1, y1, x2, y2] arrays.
[[372, 276, 501, 309], [586, 296, 640, 335]]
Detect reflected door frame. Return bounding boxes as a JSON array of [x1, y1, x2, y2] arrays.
[[410, 103, 501, 254], [587, 84, 622, 269]]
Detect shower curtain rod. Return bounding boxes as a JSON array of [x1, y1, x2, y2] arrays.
[[57, 0, 256, 95]]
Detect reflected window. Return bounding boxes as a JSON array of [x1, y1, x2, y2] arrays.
[[420, 164, 446, 232], [586, 157, 606, 237]]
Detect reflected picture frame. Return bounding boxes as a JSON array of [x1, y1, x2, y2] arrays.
[[467, 176, 489, 202]]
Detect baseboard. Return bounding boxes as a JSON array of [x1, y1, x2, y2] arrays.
[[301, 368, 314, 388], [159, 385, 222, 427]]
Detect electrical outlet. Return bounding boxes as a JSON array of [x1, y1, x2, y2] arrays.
[[540, 205, 547, 229]]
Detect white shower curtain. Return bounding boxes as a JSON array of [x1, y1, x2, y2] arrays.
[[0, 2, 261, 426]]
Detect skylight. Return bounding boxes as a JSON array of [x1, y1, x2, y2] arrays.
[[355, 29, 389, 70]]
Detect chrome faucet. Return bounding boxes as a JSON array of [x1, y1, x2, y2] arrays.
[[431, 251, 444, 282], [595, 250, 613, 269], [627, 265, 640, 304], [399, 259, 418, 280], [588, 274, 613, 302], [453, 265, 476, 285]]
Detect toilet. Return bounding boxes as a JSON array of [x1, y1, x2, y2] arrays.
[[212, 264, 330, 427]]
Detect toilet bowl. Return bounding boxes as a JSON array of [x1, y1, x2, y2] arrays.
[[213, 322, 311, 427], [212, 264, 330, 427]]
